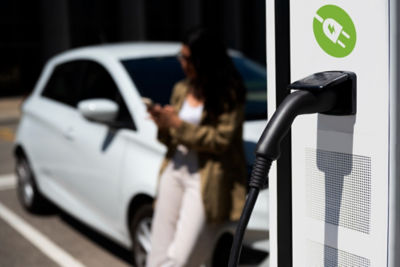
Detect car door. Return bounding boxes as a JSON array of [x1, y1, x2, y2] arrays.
[[62, 60, 135, 231], [31, 60, 86, 196]]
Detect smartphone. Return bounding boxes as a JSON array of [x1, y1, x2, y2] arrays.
[[142, 97, 155, 109]]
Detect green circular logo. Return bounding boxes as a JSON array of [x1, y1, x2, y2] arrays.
[[313, 5, 357, 58]]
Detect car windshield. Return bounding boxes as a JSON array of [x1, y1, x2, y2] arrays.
[[121, 55, 267, 120]]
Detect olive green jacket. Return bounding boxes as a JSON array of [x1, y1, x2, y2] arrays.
[[157, 80, 247, 223]]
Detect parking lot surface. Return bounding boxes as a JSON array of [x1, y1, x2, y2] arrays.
[[0, 176, 133, 267]]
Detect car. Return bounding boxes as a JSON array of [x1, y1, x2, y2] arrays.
[[14, 43, 269, 266]]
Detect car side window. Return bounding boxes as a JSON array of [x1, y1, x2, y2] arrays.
[[41, 61, 85, 107], [79, 61, 136, 130]]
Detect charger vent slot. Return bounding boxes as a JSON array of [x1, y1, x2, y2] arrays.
[[307, 240, 370, 267], [306, 148, 371, 234]]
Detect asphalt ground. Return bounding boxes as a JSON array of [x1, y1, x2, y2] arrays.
[[0, 183, 133, 267], [0, 124, 17, 175]]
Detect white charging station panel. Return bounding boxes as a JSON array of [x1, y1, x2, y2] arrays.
[[290, 1, 389, 266]]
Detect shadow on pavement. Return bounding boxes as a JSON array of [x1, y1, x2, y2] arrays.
[[56, 208, 134, 266]]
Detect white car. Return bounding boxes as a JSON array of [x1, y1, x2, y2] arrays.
[[14, 43, 269, 266]]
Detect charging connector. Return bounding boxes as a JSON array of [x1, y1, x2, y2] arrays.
[[228, 71, 356, 267]]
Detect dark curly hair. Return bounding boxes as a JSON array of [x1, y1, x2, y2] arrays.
[[182, 27, 246, 116]]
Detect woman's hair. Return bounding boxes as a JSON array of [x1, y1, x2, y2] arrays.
[[182, 27, 246, 116]]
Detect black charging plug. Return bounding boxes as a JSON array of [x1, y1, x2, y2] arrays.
[[228, 71, 356, 267], [289, 71, 356, 115]]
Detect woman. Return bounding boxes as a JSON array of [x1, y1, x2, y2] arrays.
[[146, 28, 247, 267]]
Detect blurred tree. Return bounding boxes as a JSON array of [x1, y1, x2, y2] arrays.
[[118, 0, 146, 40], [0, 0, 41, 96], [0, 0, 265, 96], [40, 0, 70, 61]]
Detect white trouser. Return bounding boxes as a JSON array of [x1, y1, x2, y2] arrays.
[[146, 149, 217, 267]]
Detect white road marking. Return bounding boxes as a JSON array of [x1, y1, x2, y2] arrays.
[[0, 174, 86, 267], [0, 174, 16, 191]]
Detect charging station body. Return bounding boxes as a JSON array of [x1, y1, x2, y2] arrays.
[[266, 0, 399, 266]]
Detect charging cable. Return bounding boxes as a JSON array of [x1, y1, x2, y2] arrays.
[[228, 71, 356, 267]]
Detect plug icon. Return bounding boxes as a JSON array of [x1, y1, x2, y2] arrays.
[[315, 14, 350, 48], [313, 5, 356, 58]]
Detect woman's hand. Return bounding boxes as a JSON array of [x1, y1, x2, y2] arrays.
[[148, 104, 162, 122], [162, 105, 182, 129], [148, 105, 182, 129], [148, 104, 165, 128]]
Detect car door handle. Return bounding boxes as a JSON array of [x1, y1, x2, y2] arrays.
[[63, 127, 75, 141]]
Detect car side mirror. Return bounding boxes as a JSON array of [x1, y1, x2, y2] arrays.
[[77, 99, 119, 124]]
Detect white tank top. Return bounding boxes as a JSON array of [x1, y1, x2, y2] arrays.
[[173, 99, 204, 173], [178, 99, 204, 125]]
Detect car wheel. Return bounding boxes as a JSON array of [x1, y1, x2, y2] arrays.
[[129, 203, 153, 267], [15, 156, 50, 213]]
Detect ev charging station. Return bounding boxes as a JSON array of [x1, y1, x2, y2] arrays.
[[264, 0, 400, 266]]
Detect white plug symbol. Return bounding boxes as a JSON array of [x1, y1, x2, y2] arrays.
[[315, 14, 350, 48]]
